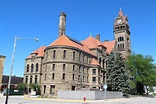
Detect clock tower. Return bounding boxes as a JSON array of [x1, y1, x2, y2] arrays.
[[114, 9, 131, 58]]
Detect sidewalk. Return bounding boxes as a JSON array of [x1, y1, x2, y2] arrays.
[[26, 96, 129, 103]]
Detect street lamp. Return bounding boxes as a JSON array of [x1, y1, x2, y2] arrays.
[[5, 36, 39, 104], [103, 68, 107, 101]]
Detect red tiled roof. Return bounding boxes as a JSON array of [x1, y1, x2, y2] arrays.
[[82, 36, 115, 54], [90, 58, 100, 66], [27, 46, 46, 58], [81, 36, 104, 49], [49, 35, 95, 56], [103, 40, 115, 54]]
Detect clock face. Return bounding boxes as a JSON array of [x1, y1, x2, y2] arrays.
[[117, 19, 122, 23]]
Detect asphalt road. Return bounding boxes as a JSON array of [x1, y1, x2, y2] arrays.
[[0, 95, 156, 104]]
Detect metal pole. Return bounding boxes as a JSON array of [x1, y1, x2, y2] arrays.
[[104, 87, 106, 101], [80, 53, 83, 88], [104, 70, 107, 101], [5, 36, 17, 104]]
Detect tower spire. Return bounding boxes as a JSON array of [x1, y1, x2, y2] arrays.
[[118, 8, 124, 17]]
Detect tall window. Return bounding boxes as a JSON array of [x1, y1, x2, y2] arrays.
[[30, 75, 32, 83], [78, 75, 80, 81], [72, 74, 75, 80], [103, 59, 105, 69], [92, 69, 96, 75], [79, 66, 81, 73], [92, 77, 96, 83], [52, 73, 55, 80], [44, 85, 46, 94], [50, 85, 55, 94], [44, 73, 46, 81], [26, 64, 29, 72], [31, 64, 34, 72], [36, 63, 39, 72], [99, 57, 101, 65], [118, 43, 124, 50], [52, 64, 55, 70], [62, 73, 65, 80], [83, 55, 85, 62], [83, 76, 85, 82], [87, 57, 88, 64], [63, 64, 66, 70], [87, 76, 88, 82], [87, 68, 89, 75], [25, 76, 28, 84], [73, 65, 75, 71], [45, 65, 47, 72], [121, 43, 124, 49], [63, 50, 66, 59], [79, 53, 81, 61], [53, 50, 56, 59], [73, 51, 75, 60], [35, 75, 37, 83]]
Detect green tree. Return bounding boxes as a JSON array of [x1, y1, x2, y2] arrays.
[[126, 53, 156, 95], [106, 52, 130, 93], [29, 83, 41, 91], [17, 82, 27, 90]]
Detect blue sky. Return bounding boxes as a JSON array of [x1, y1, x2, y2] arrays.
[[0, 0, 156, 77]]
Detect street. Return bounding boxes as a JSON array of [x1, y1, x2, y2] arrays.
[[0, 95, 156, 104]]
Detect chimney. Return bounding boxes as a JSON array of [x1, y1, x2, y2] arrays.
[[96, 34, 100, 41], [104, 39, 108, 42], [58, 12, 66, 37]]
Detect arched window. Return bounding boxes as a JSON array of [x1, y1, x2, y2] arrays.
[[79, 53, 81, 61], [36, 63, 39, 72], [63, 64, 66, 70], [118, 37, 124, 42], [30, 75, 32, 83], [53, 50, 56, 58], [35, 75, 37, 83], [103, 59, 105, 69], [63, 50, 66, 59], [31, 64, 34, 72], [26, 64, 29, 72], [123, 26, 125, 29], [73, 65, 75, 71], [73, 51, 75, 60], [99, 57, 101, 65], [120, 26, 122, 29], [25, 76, 28, 84]]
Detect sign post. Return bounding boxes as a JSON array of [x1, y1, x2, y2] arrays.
[[103, 83, 107, 101]]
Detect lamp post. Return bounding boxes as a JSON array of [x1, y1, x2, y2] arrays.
[[5, 36, 39, 104], [103, 75, 107, 101], [80, 52, 83, 88]]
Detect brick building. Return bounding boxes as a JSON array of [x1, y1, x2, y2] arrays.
[[0, 55, 6, 92], [23, 9, 131, 96]]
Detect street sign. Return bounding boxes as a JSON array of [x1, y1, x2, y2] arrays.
[[103, 84, 107, 89]]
